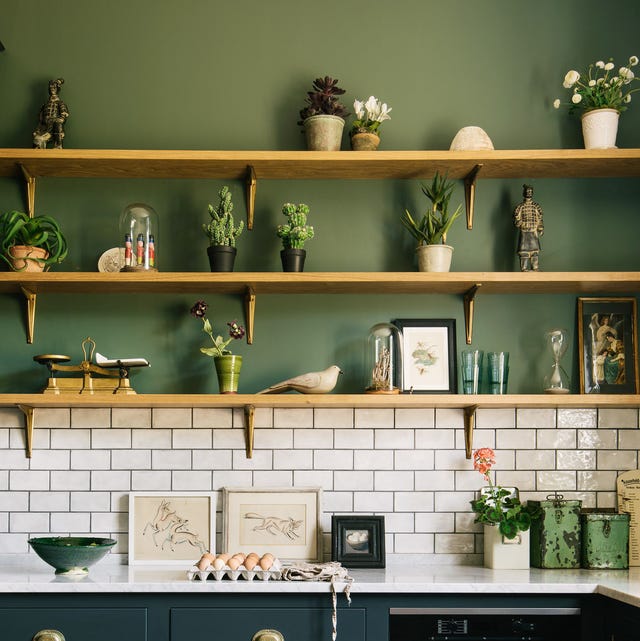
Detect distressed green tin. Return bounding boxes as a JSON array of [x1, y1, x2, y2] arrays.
[[528, 495, 582, 569], [580, 511, 630, 570]]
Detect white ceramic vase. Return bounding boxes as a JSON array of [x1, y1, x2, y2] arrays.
[[581, 108, 619, 149], [416, 244, 453, 272], [483, 524, 530, 569]]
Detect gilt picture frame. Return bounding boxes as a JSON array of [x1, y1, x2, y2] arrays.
[[393, 318, 457, 393], [222, 487, 322, 562], [577, 297, 639, 395], [331, 515, 385, 568], [128, 492, 215, 565]]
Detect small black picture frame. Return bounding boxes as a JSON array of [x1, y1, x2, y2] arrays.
[[331, 515, 385, 568]]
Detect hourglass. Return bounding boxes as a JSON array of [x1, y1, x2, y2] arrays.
[[544, 328, 570, 393]]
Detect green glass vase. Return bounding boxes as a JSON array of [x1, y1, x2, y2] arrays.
[[214, 355, 242, 393]]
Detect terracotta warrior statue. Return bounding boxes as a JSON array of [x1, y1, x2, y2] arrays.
[[513, 184, 544, 271], [33, 78, 69, 149]]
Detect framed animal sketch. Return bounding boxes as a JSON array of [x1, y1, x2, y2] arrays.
[[128, 492, 215, 565], [222, 487, 322, 562], [577, 297, 639, 395]]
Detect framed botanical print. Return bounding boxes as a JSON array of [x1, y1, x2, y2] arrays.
[[393, 318, 457, 393], [331, 515, 385, 568], [577, 297, 639, 394]]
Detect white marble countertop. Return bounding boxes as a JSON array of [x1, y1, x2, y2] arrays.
[[2, 557, 640, 608]]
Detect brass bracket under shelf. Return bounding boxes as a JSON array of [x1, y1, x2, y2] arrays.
[[463, 283, 482, 344], [246, 165, 256, 230], [463, 404, 477, 459], [21, 286, 37, 344], [245, 287, 255, 344], [17, 404, 34, 458], [19, 163, 36, 217], [244, 404, 255, 458], [463, 164, 482, 230]]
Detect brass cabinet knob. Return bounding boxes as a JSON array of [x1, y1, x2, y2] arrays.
[[251, 629, 284, 641], [33, 631, 66, 641]]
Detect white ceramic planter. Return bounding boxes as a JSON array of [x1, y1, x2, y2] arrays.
[[416, 244, 453, 272], [483, 524, 530, 569], [581, 108, 619, 149]]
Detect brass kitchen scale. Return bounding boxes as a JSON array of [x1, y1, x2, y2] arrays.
[[34, 337, 149, 395]]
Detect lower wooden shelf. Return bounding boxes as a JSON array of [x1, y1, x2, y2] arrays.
[[3, 393, 639, 461]]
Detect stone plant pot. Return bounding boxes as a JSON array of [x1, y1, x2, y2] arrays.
[[280, 248, 306, 272], [416, 244, 453, 272], [207, 245, 236, 272], [483, 524, 530, 569], [303, 115, 345, 151], [351, 132, 380, 151], [8, 245, 49, 272], [214, 355, 242, 394], [581, 108, 619, 149]]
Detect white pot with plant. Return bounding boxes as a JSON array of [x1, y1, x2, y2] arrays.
[[401, 172, 462, 272], [203, 186, 244, 272], [298, 76, 349, 151], [350, 96, 392, 151], [553, 54, 639, 149]]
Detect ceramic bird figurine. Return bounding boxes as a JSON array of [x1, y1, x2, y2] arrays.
[[258, 365, 343, 394]]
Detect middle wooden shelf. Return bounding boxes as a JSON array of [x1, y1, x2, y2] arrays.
[[2, 271, 639, 344]]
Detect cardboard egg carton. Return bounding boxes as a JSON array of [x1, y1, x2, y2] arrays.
[[187, 555, 282, 582]]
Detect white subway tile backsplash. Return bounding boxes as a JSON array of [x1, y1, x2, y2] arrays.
[[0, 404, 637, 564]]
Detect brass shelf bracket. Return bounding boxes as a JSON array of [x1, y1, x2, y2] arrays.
[[246, 165, 256, 230], [463, 283, 482, 344], [19, 163, 36, 217], [18, 404, 34, 458], [463, 164, 483, 230], [464, 404, 478, 459], [21, 286, 37, 344], [244, 404, 255, 458], [245, 287, 256, 344]]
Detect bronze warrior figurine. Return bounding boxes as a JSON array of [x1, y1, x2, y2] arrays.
[[33, 78, 69, 149], [513, 184, 544, 271]]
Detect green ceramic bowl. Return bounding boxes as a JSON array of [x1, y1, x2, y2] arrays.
[[28, 536, 117, 575]]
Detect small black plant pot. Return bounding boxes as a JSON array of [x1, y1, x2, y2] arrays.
[[280, 248, 306, 272], [207, 245, 236, 272]]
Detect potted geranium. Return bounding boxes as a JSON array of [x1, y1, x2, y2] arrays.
[[277, 202, 314, 272], [0, 209, 68, 272], [400, 172, 462, 272], [191, 299, 245, 393], [298, 76, 349, 151], [470, 447, 533, 569], [553, 55, 639, 149], [203, 186, 244, 272], [350, 96, 392, 150]]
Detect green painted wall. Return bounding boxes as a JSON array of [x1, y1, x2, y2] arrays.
[[1, 0, 639, 394]]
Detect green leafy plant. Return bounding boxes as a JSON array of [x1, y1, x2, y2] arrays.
[[554, 55, 640, 114], [203, 186, 244, 247], [401, 172, 462, 245], [351, 96, 392, 136], [190, 300, 245, 357], [298, 76, 349, 124], [0, 209, 68, 270], [470, 447, 535, 540], [277, 203, 314, 249]]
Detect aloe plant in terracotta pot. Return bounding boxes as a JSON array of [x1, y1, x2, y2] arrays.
[[0, 209, 68, 272]]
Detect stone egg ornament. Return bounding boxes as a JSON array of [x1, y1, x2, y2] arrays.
[[449, 126, 494, 151]]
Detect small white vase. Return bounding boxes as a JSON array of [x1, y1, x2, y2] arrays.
[[581, 108, 619, 149], [483, 524, 530, 569], [416, 244, 453, 272]]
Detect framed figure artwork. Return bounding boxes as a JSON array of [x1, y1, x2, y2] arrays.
[[128, 492, 216, 565], [393, 318, 457, 393], [577, 297, 639, 394], [331, 515, 385, 568], [222, 487, 322, 562]]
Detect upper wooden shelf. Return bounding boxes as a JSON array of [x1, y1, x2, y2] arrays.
[[2, 271, 639, 296], [2, 148, 640, 180]]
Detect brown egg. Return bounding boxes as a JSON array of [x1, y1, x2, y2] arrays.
[[197, 552, 215, 571], [246, 552, 259, 561], [232, 552, 246, 562], [258, 554, 273, 570], [244, 556, 258, 571], [217, 553, 230, 562], [212, 557, 226, 571], [227, 557, 241, 570]]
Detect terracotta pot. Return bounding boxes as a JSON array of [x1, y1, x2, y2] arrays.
[[351, 132, 380, 151], [8, 245, 49, 272], [416, 244, 453, 272], [214, 355, 242, 394], [581, 108, 619, 149], [303, 115, 344, 151]]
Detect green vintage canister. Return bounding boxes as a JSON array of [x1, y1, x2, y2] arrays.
[[580, 510, 630, 569], [528, 494, 582, 569]]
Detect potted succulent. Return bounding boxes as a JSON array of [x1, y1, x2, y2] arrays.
[[298, 76, 349, 151], [0, 209, 68, 272], [277, 202, 314, 272], [203, 186, 244, 272], [350, 96, 392, 151], [400, 172, 462, 272], [553, 54, 639, 148]]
